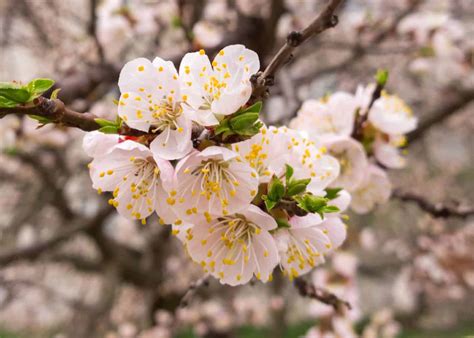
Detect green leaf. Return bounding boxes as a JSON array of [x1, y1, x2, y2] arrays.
[[50, 88, 61, 99], [94, 118, 117, 128], [295, 194, 329, 214], [267, 177, 285, 202], [285, 164, 294, 182], [264, 199, 277, 211], [242, 101, 262, 114], [275, 218, 291, 229], [233, 121, 263, 136], [0, 95, 18, 108], [324, 187, 342, 200], [215, 119, 231, 135], [322, 205, 340, 214], [27, 78, 55, 96], [99, 125, 119, 134], [0, 82, 31, 103], [29, 115, 52, 125], [229, 112, 259, 131], [375, 69, 389, 86], [286, 178, 311, 197]]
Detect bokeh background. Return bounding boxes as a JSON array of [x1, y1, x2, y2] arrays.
[[0, 0, 473, 337]]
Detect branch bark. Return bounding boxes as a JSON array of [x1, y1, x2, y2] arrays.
[[393, 189, 474, 219], [294, 277, 351, 315], [250, 0, 344, 101]]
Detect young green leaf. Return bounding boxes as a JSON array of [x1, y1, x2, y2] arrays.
[[324, 187, 343, 200], [27, 78, 55, 96], [375, 69, 389, 86], [322, 205, 340, 214], [264, 199, 277, 211], [0, 82, 31, 103], [214, 119, 231, 135], [242, 101, 262, 114], [286, 178, 311, 196], [99, 125, 119, 134], [50, 88, 61, 100], [267, 177, 285, 202], [229, 112, 259, 131], [295, 194, 329, 214], [0, 95, 18, 108], [94, 118, 118, 128], [29, 115, 52, 125], [285, 164, 294, 182], [275, 218, 291, 229]]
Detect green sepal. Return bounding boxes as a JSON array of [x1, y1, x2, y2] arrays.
[[99, 125, 119, 134], [324, 187, 342, 200], [267, 177, 285, 202], [285, 164, 294, 182], [286, 178, 311, 197], [95, 118, 118, 128], [275, 218, 291, 229]]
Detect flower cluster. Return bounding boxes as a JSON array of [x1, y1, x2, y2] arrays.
[[290, 78, 418, 214], [84, 45, 348, 285]]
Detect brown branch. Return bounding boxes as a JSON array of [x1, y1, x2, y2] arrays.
[[393, 189, 474, 219], [407, 89, 474, 143], [250, 0, 344, 101], [0, 207, 112, 266], [0, 96, 101, 131], [294, 277, 351, 315], [179, 274, 210, 307], [89, 0, 105, 63]]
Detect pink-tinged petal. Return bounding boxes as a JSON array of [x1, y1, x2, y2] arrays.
[[149, 115, 193, 160], [210, 83, 252, 116], [324, 136, 368, 192], [118, 91, 153, 132], [289, 214, 323, 229], [369, 95, 417, 135], [328, 189, 351, 213], [118, 58, 160, 96], [82, 131, 120, 157], [373, 139, 406, 169], [350, 165, 392, 214], [315, 217, 347, 249], [242, 204, 277, 231]]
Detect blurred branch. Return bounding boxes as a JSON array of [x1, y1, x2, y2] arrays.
[[295, 0, 422, 82], [251, 0, 344, 101], [179, 274, 210, 307], [0, 207, 112, 266], [294, 277, 351, 315], [407, 89, 474, 143], [89, 0, 105, 63], [393, 189, 474, 219]]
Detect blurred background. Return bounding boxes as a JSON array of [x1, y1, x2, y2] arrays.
[[0, 0, 473, 337]]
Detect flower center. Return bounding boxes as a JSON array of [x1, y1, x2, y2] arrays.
[[151, 99, 183, 132]]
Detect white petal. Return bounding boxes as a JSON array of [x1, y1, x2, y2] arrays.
[[83, 131, 120, 157]]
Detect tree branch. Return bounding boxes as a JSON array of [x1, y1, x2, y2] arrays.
[[179, 274, 210, 307], [393, 189, 474, 219], [250, 0, 344, 101], [407, 89, 474, 143], [0, 207, 112, 266], [294, 277, 351, 315]]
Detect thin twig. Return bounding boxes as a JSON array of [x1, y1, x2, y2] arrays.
[[179, 274, 210, 307], [250, 0, 344, 101], [393, 189, 474, 219], [407, 89, 474, 143], [294, 277, 351, 315]]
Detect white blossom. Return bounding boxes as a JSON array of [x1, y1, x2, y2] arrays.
[[275, 213, 347, 280], [87, 139, 175, 222], [369, 93, 417, 135], [350, 164, 391, 214], [323, 136, 368, 192], [118, 57, 193, 160], [179, 44, 260, 126], [170, 146, 259, 221], [290, 92, 357, 139], [185, 204, 279, 286]]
